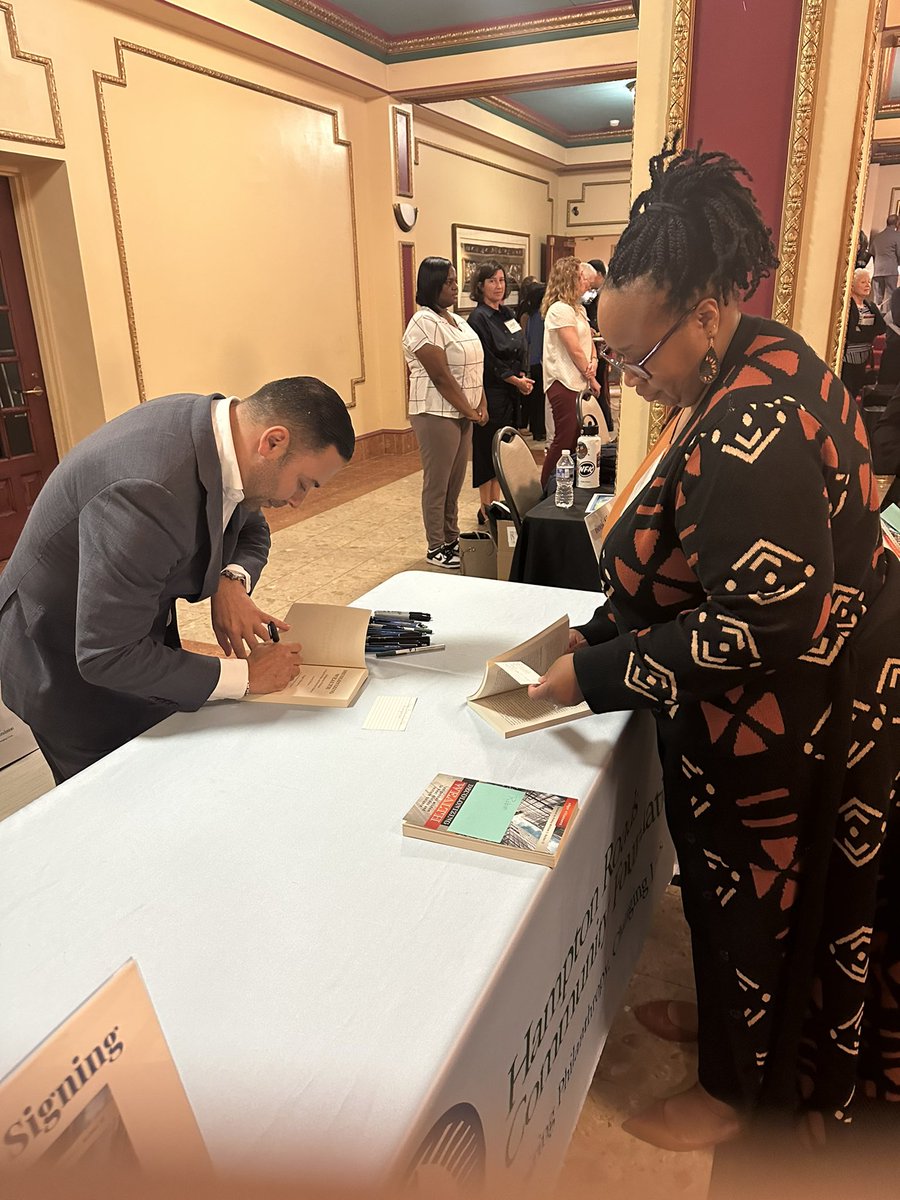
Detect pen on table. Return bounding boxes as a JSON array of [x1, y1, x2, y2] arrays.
[[375, 644, 445, 657], [373, 610, 431, 622], [266, 621, 280, 643]]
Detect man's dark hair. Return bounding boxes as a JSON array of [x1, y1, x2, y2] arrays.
[[469, 261, 507, 304], [415, 256, 452, 312], [888, 214, 899, 229], [588, 258, 607, 278], [517, 282, 546, 322], [242, 377, 355, 461], [607, 137, 779, 308]]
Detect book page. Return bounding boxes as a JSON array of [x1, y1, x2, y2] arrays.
[[277, 664, 364, 703], [472, 686, 590, 730], [280, 602, 371, 668], [468, 616, 571, 701]]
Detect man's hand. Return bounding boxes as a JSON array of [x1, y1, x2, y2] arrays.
[[246, 641, 304, 694], [527, 653, 584, 707], [211, 576, 289, 658]]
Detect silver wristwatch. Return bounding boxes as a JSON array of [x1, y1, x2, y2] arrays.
[[220, 569, 245, 585]]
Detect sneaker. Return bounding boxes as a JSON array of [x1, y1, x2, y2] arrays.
[[426, 544, 460, 570], [444, 538, 460, 557]]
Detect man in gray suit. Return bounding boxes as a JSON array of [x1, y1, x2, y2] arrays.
[[870, 214, 900, 311], [0, 375, 354, 782]]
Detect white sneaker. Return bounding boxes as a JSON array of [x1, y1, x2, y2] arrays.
[[426, 544, 460, 570]]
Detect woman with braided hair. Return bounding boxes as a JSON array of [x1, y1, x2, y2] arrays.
[[529, 140, 900, 1150]]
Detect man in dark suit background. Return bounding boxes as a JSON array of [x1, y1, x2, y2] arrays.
[[870, 214, 900, 311], [0, 375, 354, 782], [872, 385, 900, 508]]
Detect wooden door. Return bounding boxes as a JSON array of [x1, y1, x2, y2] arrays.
[[541, 235, 577, 280], [0, 176, 58, 560]]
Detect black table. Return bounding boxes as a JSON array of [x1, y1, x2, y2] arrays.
[[509, 485, 610, 592]]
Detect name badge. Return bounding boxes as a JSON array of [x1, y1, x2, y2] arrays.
[[504, 318, 522, 333]]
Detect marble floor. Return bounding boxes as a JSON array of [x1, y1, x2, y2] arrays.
[[0, 454, 710, 1198]]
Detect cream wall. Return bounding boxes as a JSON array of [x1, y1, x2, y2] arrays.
[[2, 0, 641, 453]]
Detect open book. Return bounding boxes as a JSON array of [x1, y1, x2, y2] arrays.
[[467, 615, 591, 738], [245, 602, 371, 708], [403, 773, 578, 867]]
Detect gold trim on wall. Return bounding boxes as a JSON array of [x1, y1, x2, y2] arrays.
[[396, 63, 638, 105], [93, 40, 365, 405], [829, 0, 886, 373], [414, 138, 554, 230], [392, 106, 413, 198], [772, 0, 824, 327], [646, 0, 697, 450], [0, 1, 64, 148], [272, 1, 635, 57], [666, 0, 696, 139]]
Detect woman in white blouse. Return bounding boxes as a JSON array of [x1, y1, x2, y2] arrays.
[[540, 256, 602, 488], [403, 257, 487, 569]]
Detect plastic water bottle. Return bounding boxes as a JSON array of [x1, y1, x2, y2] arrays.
[[555, 450, 575, 509]]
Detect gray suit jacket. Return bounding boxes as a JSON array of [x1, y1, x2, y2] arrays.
[[871, 227, 900, 277], [0, 393, 270, 756]]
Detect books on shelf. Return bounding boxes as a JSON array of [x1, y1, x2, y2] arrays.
[[403, 773, 578, 867], [245, 602, 371, 708], [467, 615, 591, 737]]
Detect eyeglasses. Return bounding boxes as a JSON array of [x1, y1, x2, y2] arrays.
[[596, 300, 702, 382]]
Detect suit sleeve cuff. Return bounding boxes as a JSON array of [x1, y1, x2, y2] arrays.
[[207, 656, 250, 701], [222, 563, 251, 593]]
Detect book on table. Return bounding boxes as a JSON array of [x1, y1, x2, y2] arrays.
[[467, 614, 591, 737], [245, 602, 371, 708], [403, 773, 579, 867]]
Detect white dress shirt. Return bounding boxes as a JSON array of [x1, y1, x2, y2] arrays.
[[206, 396, 253, 701]]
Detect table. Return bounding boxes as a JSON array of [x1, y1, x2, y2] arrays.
[[509, 487, 610, 592], [0, 573, 670, 1193]]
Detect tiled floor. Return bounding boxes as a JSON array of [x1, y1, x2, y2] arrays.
[[0, 452, 709, 1198]]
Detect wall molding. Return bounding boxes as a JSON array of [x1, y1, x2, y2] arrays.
[[829, 0, 886, 372], [666, 0, 695, 140], [414, 138, 555, 229], [772, 0, 824, 328], [395, 62, 638, 105], [477, 95, 632, 148], [565, 178, 631, 228], [260, 1, 635, 61], [0, 1, 64, 148], [93, 39, 365, 404]]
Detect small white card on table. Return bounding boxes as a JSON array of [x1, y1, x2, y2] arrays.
[[363, 696, 417, 731]]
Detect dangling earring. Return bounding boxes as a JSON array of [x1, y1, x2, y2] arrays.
[[699, 338, 719, 386]]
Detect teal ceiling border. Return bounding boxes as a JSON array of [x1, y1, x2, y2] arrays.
[[249, 0, 636, 63]]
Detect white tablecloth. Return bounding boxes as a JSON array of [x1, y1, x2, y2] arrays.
[[0, 573, 671, 1190]]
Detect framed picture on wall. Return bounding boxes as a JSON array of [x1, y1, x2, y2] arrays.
[[891, 186, 900, 219], [451, 225, 529, 312]]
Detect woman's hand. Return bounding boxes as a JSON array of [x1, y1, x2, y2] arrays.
[[470, 402, 488, 425], [588, 377, 602, 397], [510, 374, 534, 395], [584, 360, 597, 380], [568, 628, 587, 652], [527, 654, 584, 707]]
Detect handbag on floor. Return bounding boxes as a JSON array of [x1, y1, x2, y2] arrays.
[[459, 531, 497, 579]]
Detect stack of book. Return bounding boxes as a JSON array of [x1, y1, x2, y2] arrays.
[[365, 611, 444, 658]]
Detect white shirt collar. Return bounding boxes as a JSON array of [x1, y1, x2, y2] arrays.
[[211, 396, 245, 531]]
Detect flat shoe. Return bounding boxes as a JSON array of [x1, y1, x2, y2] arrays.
[[633, 999, 698, 1044], [622, 1097, 742, 1152]]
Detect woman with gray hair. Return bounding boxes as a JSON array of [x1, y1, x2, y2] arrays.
[[841, 269, 884, 398]]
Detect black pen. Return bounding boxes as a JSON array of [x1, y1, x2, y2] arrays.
[[373, 610, 431, 622], [375, 644, 445, 657], [267, 621, 280, 643]]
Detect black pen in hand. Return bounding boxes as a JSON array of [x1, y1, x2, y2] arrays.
[[266, 621, 280, 643]]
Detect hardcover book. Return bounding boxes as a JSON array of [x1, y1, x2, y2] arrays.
[[467, 615, 591, 737], [403, 773, 578, 867], [245, 602, 372, 708]]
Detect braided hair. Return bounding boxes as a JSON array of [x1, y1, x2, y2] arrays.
[[607, 137, 779, 308]]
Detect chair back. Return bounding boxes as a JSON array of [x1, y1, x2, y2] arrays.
[[492, 427, 543, 534], [577, 391, 613, 442]]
